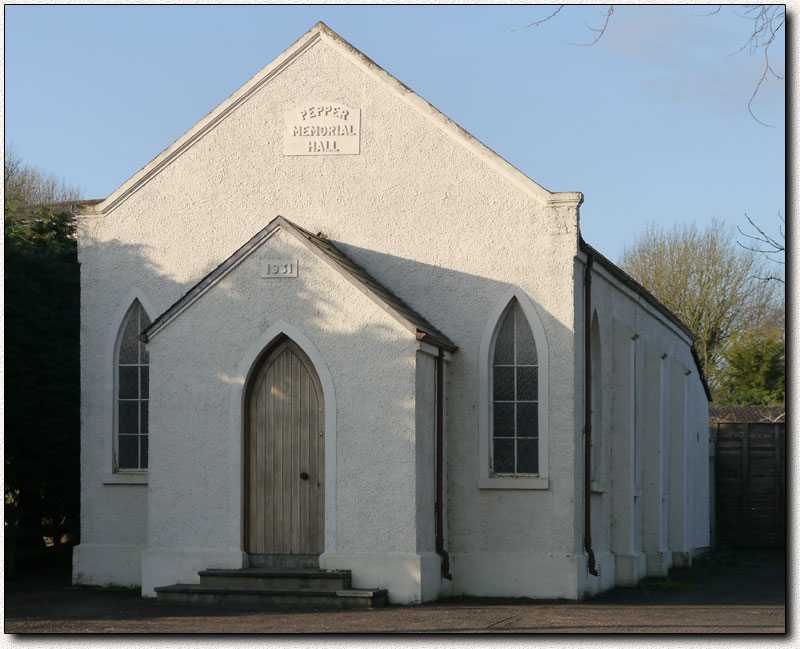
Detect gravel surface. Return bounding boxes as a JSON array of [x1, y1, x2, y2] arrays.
[[4, 550, 785, 634]]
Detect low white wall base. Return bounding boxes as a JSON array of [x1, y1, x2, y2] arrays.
[[451, 552, 580, 600], [141, 547, 247, 597], [72, 543, 144, 587], [320, 552, 447, 604], [614, 552, 646, 585], [645, 550, 673, 577], [579, 551, 616, 598]]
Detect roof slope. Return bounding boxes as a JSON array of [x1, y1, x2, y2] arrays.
[[80, 22, 582, 216], [141, 215, 457, 352], [579, 237, 712, 402]]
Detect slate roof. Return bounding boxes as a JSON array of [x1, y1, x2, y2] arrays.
[[709, 405, 785, 423], [141, 215, 457, 352]]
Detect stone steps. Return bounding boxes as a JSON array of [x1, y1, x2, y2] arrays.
[[248, 553, 320, 569], [155, 567, 387, 609], [198, 567, 352, 590]]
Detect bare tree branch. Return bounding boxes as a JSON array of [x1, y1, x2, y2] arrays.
[[737, 213, 784, 254], [4, 144, 82, 205], [692, 5, 722, 17], [751, 275, 785, 284], [729, 5, 784, 126], [619, 219, 781, 391], [514, 5, 784, 125], [4, 143, 23, 188], [736, 213, 785, 284], [566, 6, 615, 47], [507, 5, 566, 32]]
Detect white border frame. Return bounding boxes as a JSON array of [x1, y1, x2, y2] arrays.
[[478, 287, 549, 489], [229, 320, 338, 556], [103, 288, 156, 484]]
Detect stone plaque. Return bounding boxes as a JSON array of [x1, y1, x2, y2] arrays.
[[284, 103, 360, 156], [261, 259, 298, 278]]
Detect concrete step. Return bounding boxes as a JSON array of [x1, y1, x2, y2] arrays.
[[155, 583, 388, 609], [198, 568, 351, 591], [248, 553, 319, 569]]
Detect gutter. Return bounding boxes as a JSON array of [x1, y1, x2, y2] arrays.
[[435, 347, 452, 580], [584, 254, 598, 576]]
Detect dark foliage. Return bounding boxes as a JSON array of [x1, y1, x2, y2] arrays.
[[5, 201, 81, 572], [715, 327, 785, 406]]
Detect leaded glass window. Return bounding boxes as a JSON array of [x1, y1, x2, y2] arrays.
[[116, 301, 150, 471], [491, 299, 539, 475]]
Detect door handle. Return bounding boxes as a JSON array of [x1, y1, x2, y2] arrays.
[[300, 471, 309, 480]]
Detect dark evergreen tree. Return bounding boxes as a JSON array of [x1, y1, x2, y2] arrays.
[[716, 327, 785, 406], [5, 201, 81, 573]]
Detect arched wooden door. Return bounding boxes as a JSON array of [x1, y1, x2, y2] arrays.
[[244, 337, 324, 557]]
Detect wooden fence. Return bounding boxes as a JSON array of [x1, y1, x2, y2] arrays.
[[711, 421, 785, 549]]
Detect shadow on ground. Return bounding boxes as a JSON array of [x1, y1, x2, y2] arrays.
[[4, 550, 785, 633], [586, 550, 785, 607]]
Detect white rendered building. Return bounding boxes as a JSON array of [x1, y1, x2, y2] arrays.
[[73, 23, 710, 604]]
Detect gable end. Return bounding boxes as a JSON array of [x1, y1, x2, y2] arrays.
[[141, 215, 457, 352], [83, 22, 582, 219]]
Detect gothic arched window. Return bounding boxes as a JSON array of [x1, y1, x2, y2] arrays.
[[115, 300, 151, 471], [479, 289, 549, 489], [490, 299, 540, 475]]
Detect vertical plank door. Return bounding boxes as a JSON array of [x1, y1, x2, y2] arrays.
[[245, 338, 324, 555]]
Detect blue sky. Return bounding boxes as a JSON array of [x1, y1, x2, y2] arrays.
[[4, 4, 785, 262]]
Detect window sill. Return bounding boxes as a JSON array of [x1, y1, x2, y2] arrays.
[[103, 472, 148, 485], [479, 476, 549, 490]]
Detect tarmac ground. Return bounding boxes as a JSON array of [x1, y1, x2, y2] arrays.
[[4, 550, 785, 634]]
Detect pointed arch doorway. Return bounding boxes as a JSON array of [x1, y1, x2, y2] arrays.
[[244, 336, 325, 563]]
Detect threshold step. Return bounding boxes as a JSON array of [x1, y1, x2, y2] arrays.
[[198, 568, 351, 579], [198, 568, 352, 590], [155, 583, 387, 609]]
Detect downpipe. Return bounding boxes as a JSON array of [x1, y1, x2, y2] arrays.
[[584, 253, 598, 576], [435, 347, 452, 580]]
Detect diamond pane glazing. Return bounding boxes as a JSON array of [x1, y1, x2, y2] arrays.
[[119, 314, 139, 364], [493, 402, 514, 437], [516, 367, 538, 401], [517, 402, 538, 437], [119, 367, 139, 399], [515, 306, 537, 365], [140, 309, 151, 363], [493, 366, 514, 401], [118, 435, 138, 469], [140, 401, 149, 436], [493, 439, 514, 473], [140, 367, 149, 400], [517, 438, 539, 474], [493, 308, 514, 365], [118, 401, 138, 436], [141, 436, 148, 470]]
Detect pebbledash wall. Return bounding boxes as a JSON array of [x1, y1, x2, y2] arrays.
[[73, 22, 710, 603]]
